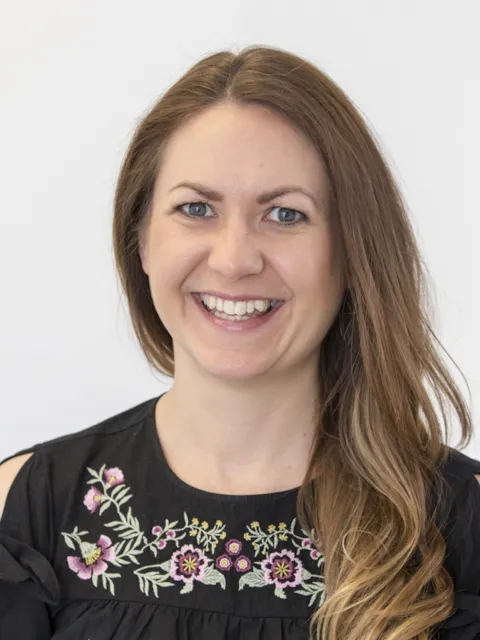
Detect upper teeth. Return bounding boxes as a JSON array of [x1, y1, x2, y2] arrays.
[[199, 294, 275, 316]]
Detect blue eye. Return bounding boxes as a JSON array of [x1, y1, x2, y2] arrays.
[[174, 202, 308, 226], [267, 206, 307, 226], [175, 202, 213, 218]]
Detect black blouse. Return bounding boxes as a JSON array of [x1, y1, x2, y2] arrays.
[[1, 394, 480, 639]]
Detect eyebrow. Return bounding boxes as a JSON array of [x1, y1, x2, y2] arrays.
[[168, 181, 321, 208]]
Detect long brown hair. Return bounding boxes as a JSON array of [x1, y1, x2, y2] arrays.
[[112, 45, 473, 639]]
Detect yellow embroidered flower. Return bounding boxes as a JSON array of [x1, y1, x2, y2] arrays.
[[202, 521, 209, 529], [215, 520, 223, 526], [279, 534, 288, 541], [191, 518, 199, 525], [220, 531, 227, 539], [268, 524, 276, 533], [250, 521, 260, 528], [244, 533, 251, 541], [189, 530, 197, 537], [252, 542, 258, 550], [278, 522, 287, 530]]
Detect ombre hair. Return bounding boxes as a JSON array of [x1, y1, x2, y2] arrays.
[[112, 45, 472, 639]]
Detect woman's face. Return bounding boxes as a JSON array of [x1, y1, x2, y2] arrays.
[[140, 103, 346, 382]]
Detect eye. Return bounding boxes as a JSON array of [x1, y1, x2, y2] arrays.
[[174, 202, 214, 218], [267, 206, 308, 226]]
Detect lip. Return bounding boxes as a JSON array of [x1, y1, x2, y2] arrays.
[[189, 293, 285, 332], [192, 291, 283, 302]]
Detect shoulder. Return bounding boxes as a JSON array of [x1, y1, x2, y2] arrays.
[[0, 395, 159, 520], [0, 452, 35, 519]]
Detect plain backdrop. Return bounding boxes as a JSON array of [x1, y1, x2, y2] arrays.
[[0, 0, 478, 461]]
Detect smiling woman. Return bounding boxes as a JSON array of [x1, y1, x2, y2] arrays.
[[1, 44, 479, 640]]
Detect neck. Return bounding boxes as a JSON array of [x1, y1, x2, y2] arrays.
[[155, 359, 321, 495]]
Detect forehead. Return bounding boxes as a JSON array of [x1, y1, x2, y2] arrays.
[[154, 103, 327, 197]]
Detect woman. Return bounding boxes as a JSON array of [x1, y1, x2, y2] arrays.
[[0, 45, 479, 640]]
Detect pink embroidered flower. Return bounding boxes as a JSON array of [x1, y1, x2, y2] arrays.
[[166, 530, 176, 539], [234, 555, 251, 573], [83, 487, 104, 513], [301, 538, 312, 548], [104, 467, 125, 487], [216, 554, 233, 571], [261, 549, 303, 589], [225, 538, 242, 555], [170, 544, 208, 584], [310, 549, 320, 560], [67, 535, 116, 580], [152, 526, 163, 536], [157, 539, 167, 550]]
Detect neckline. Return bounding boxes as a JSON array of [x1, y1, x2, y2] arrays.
[[146, 393, 302, 504]]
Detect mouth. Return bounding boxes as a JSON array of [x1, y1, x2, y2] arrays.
[[192, 293, 283, 321]]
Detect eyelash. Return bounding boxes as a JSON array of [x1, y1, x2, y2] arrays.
[[173, 201, 309, 227]]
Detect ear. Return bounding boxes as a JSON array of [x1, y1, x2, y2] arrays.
[[138, 243, 149, 275], [138, 224, 150, 275]]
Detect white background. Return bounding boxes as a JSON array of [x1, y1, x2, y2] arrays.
[[0, 0, 478, 461]]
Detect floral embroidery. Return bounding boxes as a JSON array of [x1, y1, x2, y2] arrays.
[[61, 464, 326, 606]]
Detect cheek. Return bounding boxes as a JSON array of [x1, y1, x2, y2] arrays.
[[274, 238, 340, 298]]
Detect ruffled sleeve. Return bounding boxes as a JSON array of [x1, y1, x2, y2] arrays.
[[434, 453, 480, 639], [0, 448, 61, 639]]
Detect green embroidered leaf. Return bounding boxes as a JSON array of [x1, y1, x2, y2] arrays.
[[202, 566, 226, 589], [77, 530, 88, 536], [159, 560, 171, 572], [115, 486, 130, 502], [114, 557, 131, 566], [115, 540, 126, 555], [86, 467, 99, 478], [121, 530, 140, 540], [62, 534, 76, 550], [118, 495, 132, 507], [302, 568, 312, 581], [104, 519, 125, 529], [295, 589, 314, 596], [99, 501, 112, 516], [92, 574, 98, 587], [274, 586, 287, 599], [180, 582, 194, 594], [238, 570, 265, 590], [86, 479, 99, 485], [183, 512, 189, 527], [110, 484, 126, 498]]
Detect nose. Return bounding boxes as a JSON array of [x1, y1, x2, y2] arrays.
[[207, 214, 264, 281]]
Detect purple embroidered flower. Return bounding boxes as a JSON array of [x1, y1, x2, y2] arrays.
[[234, 555, 251, 573], [301, 538, 312, 548], [166, 530, 176, 539], [225, 538, 242, 555], [104, 467, 125, 487], [157, 539, 167, 550], [83, 487, 104, 513], [170, 544, 208, 584], [216, 554, 233, 571], [310, 549, 320, 560], [152, 526, 163, 536], [67, 535, 116, 580], [261, 549, 303, 589]]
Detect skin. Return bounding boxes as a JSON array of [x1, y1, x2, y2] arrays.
[[139, 102, 347, 494]]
